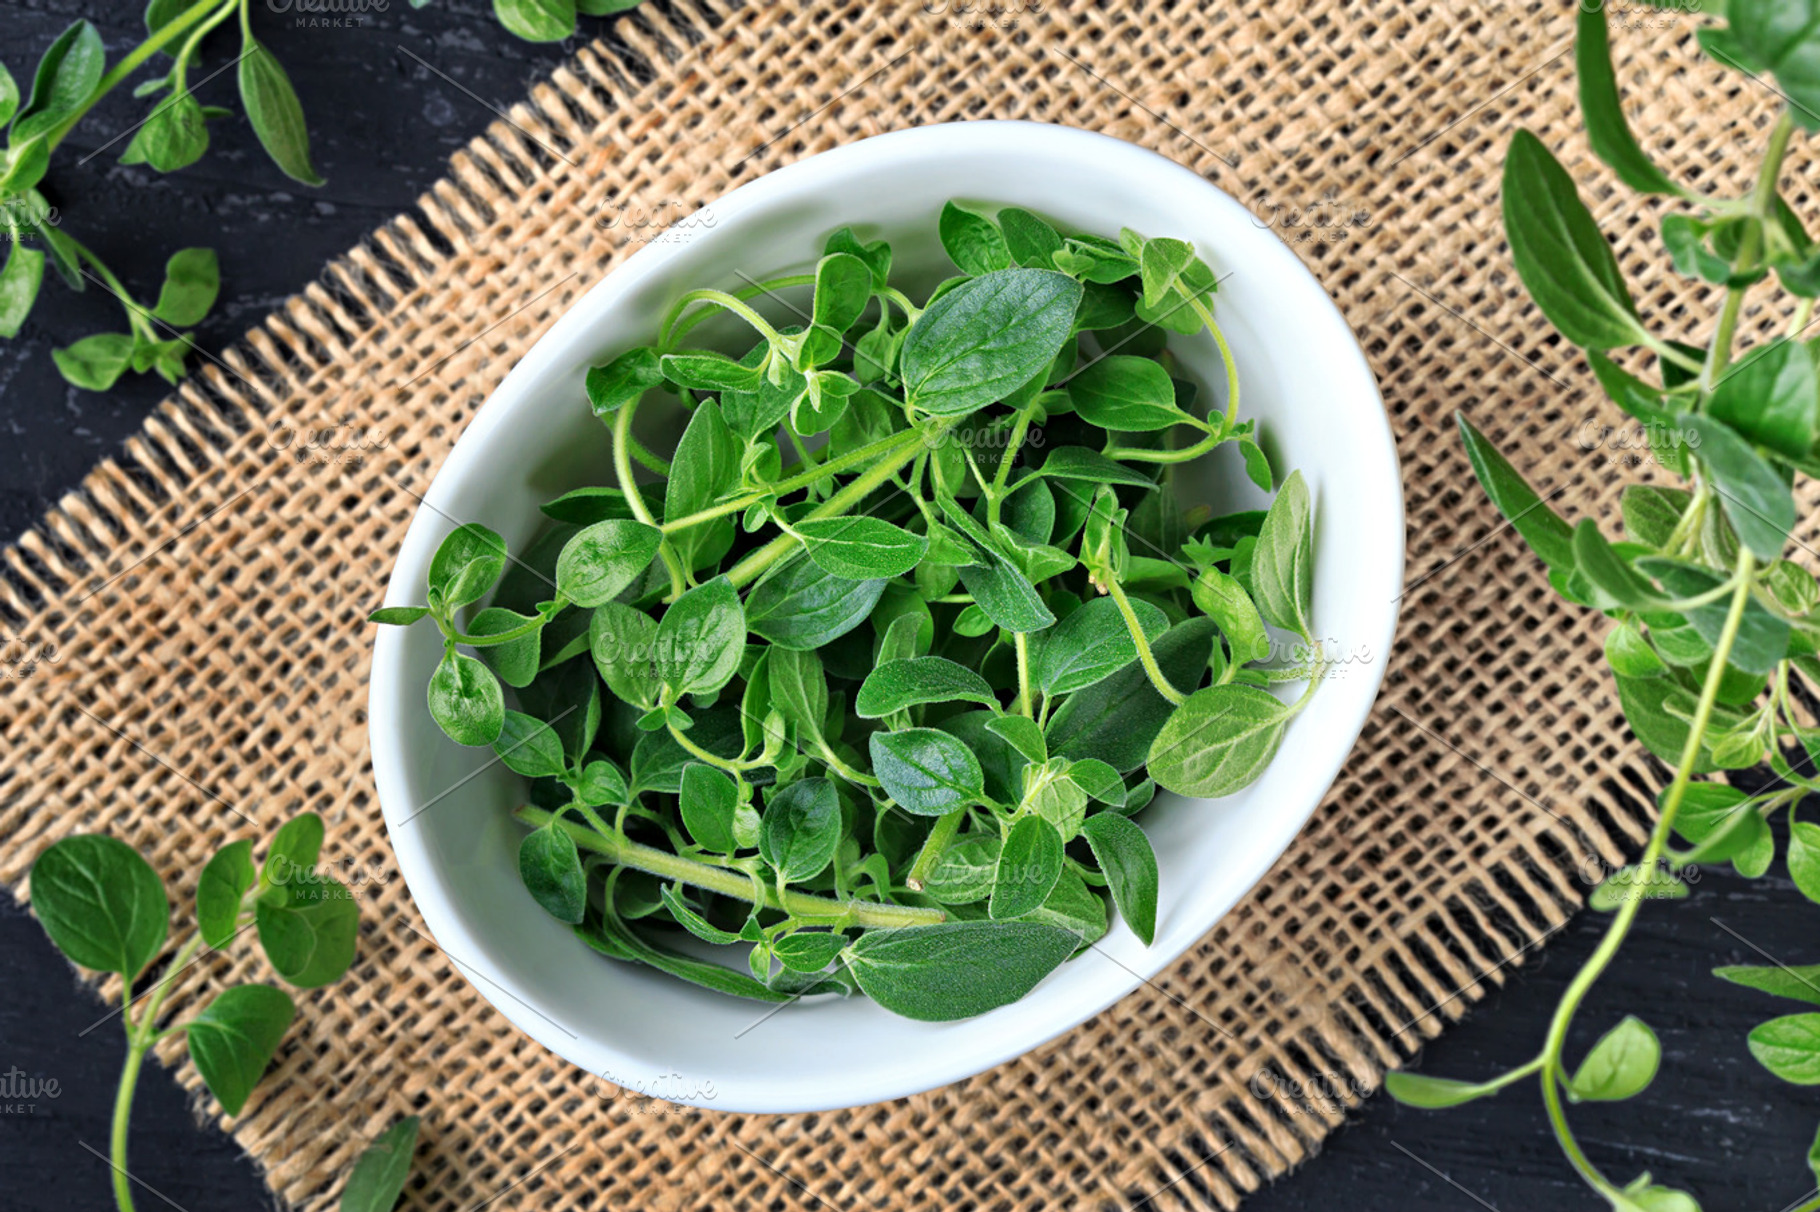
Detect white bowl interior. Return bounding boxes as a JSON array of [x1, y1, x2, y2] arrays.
[[369, 122, 1403, 1113]]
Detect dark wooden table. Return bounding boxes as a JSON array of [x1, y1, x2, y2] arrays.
[[1, 3, 1817, 1208]]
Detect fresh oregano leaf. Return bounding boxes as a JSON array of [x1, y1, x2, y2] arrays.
[[186, 984, 295, 1116], [869, 727, 987, 815], [841, 919, 1080, 1021], [29, 834, 169, 978]]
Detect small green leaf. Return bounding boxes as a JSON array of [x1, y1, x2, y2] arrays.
[[899, 268, 1081, 417], [589, 601, 660, 709], [1568, 1015, 1659, 1101], [238, 39, 323, 185], [1249, 470, 1314, 640], [368, 606, 430, 627], [428, 650, 505, 746], [1080, 812, 1158, 945], [1708, 338, 1820, 459], [518, 824, 586, 923], [655, 576, 745, 697], [922, 834, 1001, 905], [869, 727, 986, 816], [0, 241, 44, 338], [1032, 445, 1159, 489], [554, 518, 662, 607], [13, 21, 105, 143], [427, 523, 508, 608], [585, 347, 663, 418], [812, 251, 873, 332], [661, 350, 764, 393], [747, 554, 886, 650], [855, 656, 997, 718], [53, 333, 135, 392], [679, 763, 738, 853], [1383, 1070, 1511, 1109], [841, 919, 1079, 1021], [759, 777, 841, 882], [1748, 1013, 1820, 1084], [494, 0, 577, 39], [989, 815, 1064, 919], [339, 1116, 420, 1212], [468, 607, 541, 689], [1790, 821, 1820, 903], [767, 647, 829, 743], [986, 715, 1048, 764], [29, 834, 169, 978], [1575, 1, 1680, 195], [1069, 355, 1189, 432], [773, 930, 848, 973], [152, 247, 219, 326], [1147, 684, 1290, 798], [187, 984, 295, 1116], [1191, 565, 1270, 666], [122, 87, 210, 173], [493, 711, 567, 778], [255, 875, 358, 988], [1456, 413, 1576, 572], [1605, 622, 1666, 679], [938, 200, 1012, 276], [196, 840, 256, 949], [796, 516, 929, 579], [1714, 963, 1820, 1007], [1501, 129, 1649, 350], [1674, 412, 1794, 561]]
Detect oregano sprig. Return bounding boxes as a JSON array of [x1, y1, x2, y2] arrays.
[[1, 0, 646, 390], [373, 200, 1322, 1022], [28, 814, 361, 1212], [1386, 6, 1820, 1211]]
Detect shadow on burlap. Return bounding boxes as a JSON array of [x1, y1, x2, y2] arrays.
[[0, 1, 1800, 1207]]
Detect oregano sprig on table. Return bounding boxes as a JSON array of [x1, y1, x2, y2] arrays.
[[0, 0, 643, 391], [1385, 4, 1820, 1210], [27, 814, 361, 1212], [373, 200, 1324, 1022]]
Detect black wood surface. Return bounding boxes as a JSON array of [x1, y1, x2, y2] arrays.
[[1, 3, 1817, 1208]]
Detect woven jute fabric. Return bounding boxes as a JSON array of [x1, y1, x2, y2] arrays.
[[0, 0, 1796, 1207]]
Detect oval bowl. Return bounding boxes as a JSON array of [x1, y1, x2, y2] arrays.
[[369, 120, 1403, 1113]]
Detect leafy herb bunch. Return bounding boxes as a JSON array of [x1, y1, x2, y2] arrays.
[[27, 814, 361, 1212], [0, 0, 641, 392], [1386, 4, 1820, 1210], [373, 199, 1322, 1022]]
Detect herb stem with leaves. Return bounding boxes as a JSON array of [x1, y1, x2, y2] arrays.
[[1387, 6, 1820, 1210]]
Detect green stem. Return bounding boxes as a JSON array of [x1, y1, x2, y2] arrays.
[[1701, 110, 1793, 394], [724, 421, 954, 589], [612, 396, 687, 599], [516, 805, 944, 927], [1106, 430, 1224, 465], [660, 274, 814, 349], [905, 809, 964, 891], [1106, 579, 1185, 705], [110, 930, 206, 1212], [1014, 632, 1034, 716], [660, 427, 925, 535], [659, 288, 789, 352], [1537, 549, 1756, 1199], [987, 402, 1039, 525], [43, 0, 237, 152]]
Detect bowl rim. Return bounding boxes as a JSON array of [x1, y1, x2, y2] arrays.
[[369, 118, 1405, 1112]]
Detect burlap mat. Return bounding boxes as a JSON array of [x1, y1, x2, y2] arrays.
[[1, 0, 1796, 1207]]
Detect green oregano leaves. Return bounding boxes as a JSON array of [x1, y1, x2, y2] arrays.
[[373, 200, 1319, 1021], [1393, 14, 1820, 1210], [29, 815, 361, 1199]]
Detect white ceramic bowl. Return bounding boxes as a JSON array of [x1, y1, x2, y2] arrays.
[[369, 121, 1403, 1113]]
